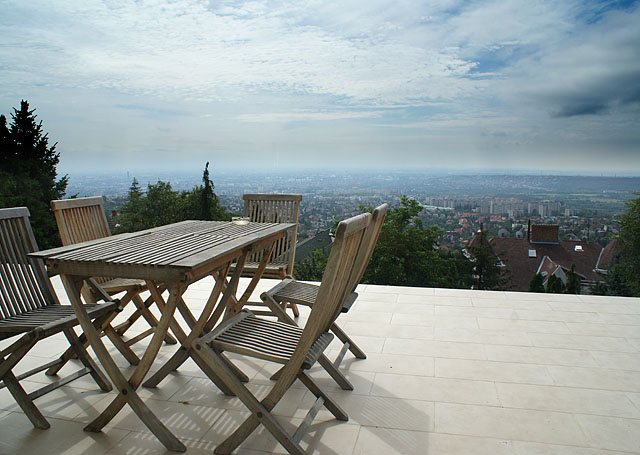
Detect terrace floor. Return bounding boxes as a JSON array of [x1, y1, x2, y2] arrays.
[[1, 277, 640, 455]]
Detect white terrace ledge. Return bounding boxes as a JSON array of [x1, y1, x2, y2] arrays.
[[1, 277, 639, 454]]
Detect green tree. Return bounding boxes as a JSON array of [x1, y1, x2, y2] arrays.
[[611, 193, 640, 296], [467, 229, 507, 290], [114, 163, 230, 234], [362, 196, 468, 288], [0, 100, 68, 248], [546, 274, 565, 294], [565, 264, 581, 294], [189, 161, 229, 221], [528, 273, 545, 292], [294, 248, 329, 282]]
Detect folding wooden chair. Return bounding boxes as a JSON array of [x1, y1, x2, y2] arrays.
[[0, 207, 119, 429], [50, 196, 176, 369], [193, 212, 371, 455], [229, 194, 302, 316], [262, 204, 388, 378]]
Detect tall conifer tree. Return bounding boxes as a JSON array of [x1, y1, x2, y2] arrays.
[[0, 100, 68, 248]]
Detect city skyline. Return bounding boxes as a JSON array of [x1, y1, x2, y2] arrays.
[[1, 0, 639, 174]]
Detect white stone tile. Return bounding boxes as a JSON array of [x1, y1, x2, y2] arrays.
[[547, 365, 640, 392], [436, 358, 554, 385], [363, 284, 406, 294], [338, 351, 435, 376], [397, 294, 438, 304], [354, 426, 513, 455], [0, 412, 129, 454], [566, 322, 640, 338], [393, 302, 435, 314], [473, 297, 552, 310], [383, 338, 487, 360], [342, 311, 393, 324], [436, 304, 517, 319], [104, 398, 224, 441], [105, 431, 220, 455], [590, 351, 640, 371], [553, 302, 640, 315], [436, 327, 532, 346], [394, 285, 436, 295], [337, 321, 435, 340], [485, 345, 598, 367], [598, 313, 640, 326], [578, 294, 640, 304], [496, 382, 640, 418], [223, 409, 360, 455], [512, 440, 632, 455], [478, 317, 571, 334], [352, 292, 398, 303], [390, 313, 435, 327], [515, 309, 603, 324], [352, 300, 398, 313], [576, 414, 640, 452], [628, 392, 640, 410], [327, 333, 386, 355], [372, 373, 499, 406], [435, 402, 587, 446], [434, 288, 476, 297], [529, 332, 637, 352], [430, 296, 474, 306], [301, 394, 435, 432], [434, 316, 479, 329], [296, 369, 376, 396], [628, 338, 640, 351]]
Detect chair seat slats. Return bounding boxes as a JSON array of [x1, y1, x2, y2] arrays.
[[0, 303, 116, 337], [209, 312, 333, 369], [1, 206, 118, 430], [271, 280, 358, 313]]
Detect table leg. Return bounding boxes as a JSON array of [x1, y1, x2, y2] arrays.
[[142, 278, 235, 395], [62, 275, 186, 452]]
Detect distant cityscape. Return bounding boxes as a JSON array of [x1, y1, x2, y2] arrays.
[[67, 170, 639, 248]]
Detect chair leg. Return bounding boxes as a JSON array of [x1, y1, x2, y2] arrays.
[[288, 302, 300, 318], [193, 339, 306, 455], [330, 322, 366, 359], [3, 371, 50, 429], [130, 294, 178, 345], [103, 325, 140, 365], [317, 354, 353, 391], [63, 328, 112, 392], [298, 371, 348, 421], [142, 346, 191, 387]]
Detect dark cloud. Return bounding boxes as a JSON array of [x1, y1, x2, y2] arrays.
[[552, 70, 640, 117]]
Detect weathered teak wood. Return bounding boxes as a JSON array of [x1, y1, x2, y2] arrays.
[[229, 194, 302, 316], [141, 227, 280, 388], [51, 196, 177, 357], [0, 207, 119, 430], [33, 219, 294, 452], [193, 212, 371, 455], [262, 203, 388, 379]]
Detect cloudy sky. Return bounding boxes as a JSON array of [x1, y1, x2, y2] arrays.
[[1, 0, 639, 174]]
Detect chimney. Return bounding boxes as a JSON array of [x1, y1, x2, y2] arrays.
[[527, 219, 531, 243]]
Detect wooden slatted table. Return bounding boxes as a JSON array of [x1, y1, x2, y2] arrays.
[[31, 220, 294, 452]]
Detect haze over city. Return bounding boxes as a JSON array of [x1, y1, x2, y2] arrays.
[[1, 0, 639, 175]]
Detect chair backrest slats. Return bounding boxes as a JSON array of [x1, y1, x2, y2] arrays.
[[0, 207, 59, 319], [242, 194, 301, 273], [347, 203, 388, 293], [51, 196, 111, 246], [51, 197, 112, 288], [297, 213, 371, 362]]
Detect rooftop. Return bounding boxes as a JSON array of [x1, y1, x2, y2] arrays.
[[2, 277, 640, 455]]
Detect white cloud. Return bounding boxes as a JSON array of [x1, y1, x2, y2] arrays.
[[1, 0, 639, 173]]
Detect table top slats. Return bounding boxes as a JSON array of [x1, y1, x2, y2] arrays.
[[33, 221, 294, 282]]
